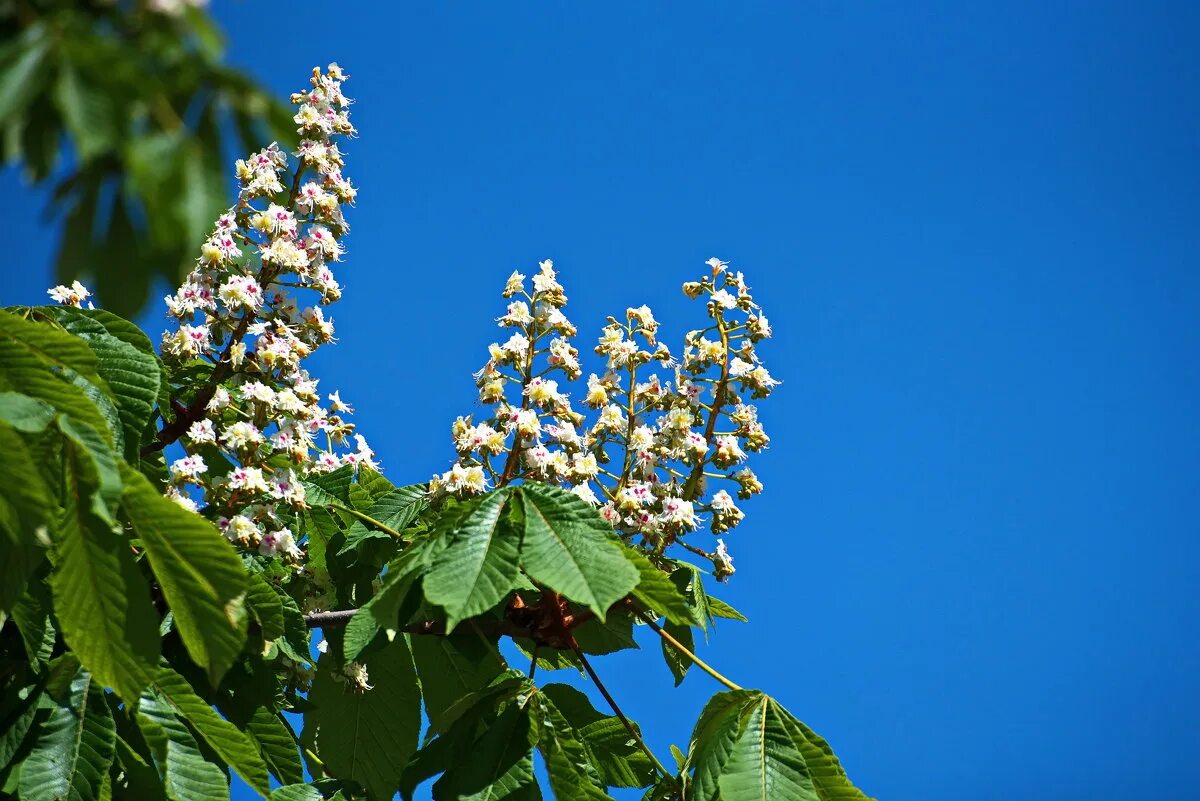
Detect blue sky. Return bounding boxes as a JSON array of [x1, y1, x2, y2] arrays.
[[5, 2, 1200, 799]]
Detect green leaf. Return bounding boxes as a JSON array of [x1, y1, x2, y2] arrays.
[[0, 309, 112, 445], [42, 310, 160, 462], [136, 691, 229, 801], [148, 666, 270, 797], [244, 572, 285, 643], [531, 691, 611, 801], [119, 465, 248, 686], [51, 436, 158, 701], [0, 420, 52, 586], [410, 631, 504, 731], [684, 690, 759, 801], [0, 391, 55, 432], [707, 595, 748, 623], [771, 701, 874, 801], [433, 700, 538, 801], [19, 665, 117, 801], [624, 549, 696, 627], [0, 25, 50, 120], [270, 785, 322, 801], [12, 573, 56, 664], [660, 621, 694, 686], [424, 490, 523, 631], [57, 414, 123, 524], [338, 483, 427, 555], [306, 638, 421, 801], [53, 65, 116, 162], [518, 484, 639, 621], [541, 684, 655, 790], [0, 681, 41, 771], [245, 707, 304, 787], [302, 466, 355, 507], [718, 695, 814, 801]]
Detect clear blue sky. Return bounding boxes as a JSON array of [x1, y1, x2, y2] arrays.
[[4, 2, 1199, 799]]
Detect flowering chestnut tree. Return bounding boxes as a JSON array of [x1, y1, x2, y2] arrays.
[[0, 65, 874, 801]]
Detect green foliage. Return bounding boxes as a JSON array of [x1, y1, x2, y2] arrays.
[[0, 300, 873, 800], [0, 5, 294, 318]]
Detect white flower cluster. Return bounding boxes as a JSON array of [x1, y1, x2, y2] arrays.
[[434, 257, 778, 580], [155, 64, 371, 568]]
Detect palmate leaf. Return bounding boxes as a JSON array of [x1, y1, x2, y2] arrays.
[[147, 666, 271, 798], [50, 429, 158, 701], [136, 692, 229, 801], [423, 490, 523, 632], [18, 663, 117, 801], [119, 465, 248, 686], [518, 484, 639, 621], [686, 691, 874, 801], [306, 638, 421, 801]]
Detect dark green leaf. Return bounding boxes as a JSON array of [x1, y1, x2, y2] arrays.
[[245, 707, 304, 787], [19, 665, 116, 801], [338, 483, 427, 555], [660, 621, 694, 686], [306, 638, 421, 801], [136, 691, 229, 801], [119, 465, 248, 686], [51, 436, 157, 701], [410, 631, 504, 731], [518, 484, 639, 621], [624, 549, 696, 627], [531, 691, 611, 801], [541, 684, 655, 790], [424, 490, 523, 631], [148, 666, 270, 797]]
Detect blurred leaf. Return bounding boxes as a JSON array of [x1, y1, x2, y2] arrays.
[[54, 64, 116, 162], [0, 25, 50, 122]]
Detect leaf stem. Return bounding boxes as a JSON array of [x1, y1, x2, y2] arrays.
[[638, 613, 743, 691], [571, 642, 680, 792], [325, 500, 403, 539]]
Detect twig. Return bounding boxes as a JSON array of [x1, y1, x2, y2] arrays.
[[571, 641, 680, 792]]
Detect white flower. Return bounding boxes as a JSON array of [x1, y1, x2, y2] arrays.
[[228, 466, 269, 493], [328, 390, 353, 413], [705, 257, 729, 272], [221, 421, 263, 450], [710, 289, 737, 310], [46, 281, 92, 307], [218, 275, 264, 310], [170, 454, 208, 481], [186, 419, 216, 444], [571, 483, 601, 505]]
